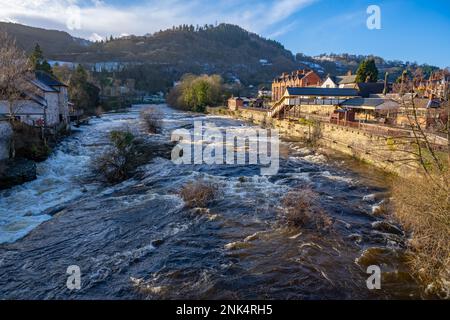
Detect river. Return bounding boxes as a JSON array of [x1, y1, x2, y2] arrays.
[[0, 105, 426, 299]]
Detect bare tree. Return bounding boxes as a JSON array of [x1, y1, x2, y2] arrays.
[[0, 30, 36, 119], [444, 75, 450, 172], [388, 71, 450, 295], [0, 30, 39, 158]]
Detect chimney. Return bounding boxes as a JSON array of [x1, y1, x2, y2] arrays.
[[347, 70, 352, 76]]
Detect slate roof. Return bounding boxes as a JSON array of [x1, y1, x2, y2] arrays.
[[35, 70, 67, 88], [285, 87, 359, 97], [357, 82, 386, 98], [336, 75, 357, 85], [29, 78, 57, 92], [340, 98, 399, 110]]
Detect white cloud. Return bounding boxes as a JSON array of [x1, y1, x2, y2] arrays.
[[0, 0, 317, 40], [266, 21, 298, 39]]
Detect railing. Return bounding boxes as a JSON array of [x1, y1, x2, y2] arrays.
[[267, 97, 287, 118]]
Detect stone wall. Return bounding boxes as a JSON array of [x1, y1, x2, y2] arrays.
[[208, 107, 422, 177], [0, 121, 13, 160]]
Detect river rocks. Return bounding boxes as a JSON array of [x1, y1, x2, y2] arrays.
[[151, 239, 164, 247], [41, 205, 67, 216], [355, 247, 401, 268], [347, 233, 363, 244], [371, 221, 404, 236], [363, 192, 390, 203], [0, 158, 37, 190]]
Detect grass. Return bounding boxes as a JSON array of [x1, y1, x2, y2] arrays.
[[392, 174, 450, 297]]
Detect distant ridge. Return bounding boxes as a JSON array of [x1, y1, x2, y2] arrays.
[[0, 21, 442, 89], [0, 22, 90, 54]]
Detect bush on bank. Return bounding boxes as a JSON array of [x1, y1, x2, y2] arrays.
[[167, 74, 224, 112], [392, 174, 450, 297]]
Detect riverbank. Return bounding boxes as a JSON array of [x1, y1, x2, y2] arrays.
[[0, 119, 88, 190], [207, 107, 440, 178]]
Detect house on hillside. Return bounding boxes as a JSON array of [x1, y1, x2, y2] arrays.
[[321, 71, 357, 89], [272, 70, 322, 101], [0, 71, 70, 128]]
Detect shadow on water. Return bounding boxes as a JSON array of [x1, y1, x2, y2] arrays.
[[0, 104, 426, 299]]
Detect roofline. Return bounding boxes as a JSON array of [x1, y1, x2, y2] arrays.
[[285, 87, 359, 97]]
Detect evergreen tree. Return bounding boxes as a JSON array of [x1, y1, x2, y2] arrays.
[[29, 43, 53, 74], [355, 58, 379, 83], [69, 65, 100, 114]]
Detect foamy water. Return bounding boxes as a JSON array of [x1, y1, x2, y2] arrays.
[[0, 105, 425, 299]]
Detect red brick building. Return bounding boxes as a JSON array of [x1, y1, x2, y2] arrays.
[[271, 70, 322, 101], [227, 97, 244, 111]]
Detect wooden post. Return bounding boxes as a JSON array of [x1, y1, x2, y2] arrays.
[[383, 72, 389, 95]]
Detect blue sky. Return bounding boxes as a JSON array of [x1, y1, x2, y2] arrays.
[[1, 0, 449, 67]]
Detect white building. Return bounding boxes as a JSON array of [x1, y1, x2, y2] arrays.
[[321, 72, 357, 89], [258, 86, 272, 98], [0, 71, 70, 128]]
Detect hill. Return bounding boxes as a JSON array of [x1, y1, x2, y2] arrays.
[[0, 22, 89, 54], [1, 22, 442, 92]]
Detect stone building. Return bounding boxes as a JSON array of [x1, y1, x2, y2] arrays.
[[271, 70, 322, 102], [0, 71, 69, 128]]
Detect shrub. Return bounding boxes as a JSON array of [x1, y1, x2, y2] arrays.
[[141, 107, 163, 133], [279, 188, 333, 232], [96, 130, 136, 183], [392, 175, 450, 297], [29, 143, 52, 161], [179, 179, 218, 208]]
